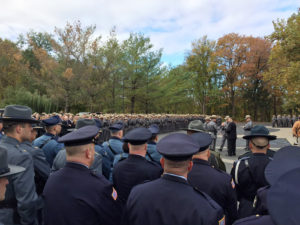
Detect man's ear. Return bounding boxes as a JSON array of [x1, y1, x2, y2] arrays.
[[15, 124, 22, 134], [86, 148, 92, 159], [160, 157, 165, 169], [188, 160, 193, 172]]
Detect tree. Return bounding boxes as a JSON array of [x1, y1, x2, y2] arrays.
[[185, 36, 222, 114]]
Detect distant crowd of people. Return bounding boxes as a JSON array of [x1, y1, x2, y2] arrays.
[[0, 105, 299, 225]]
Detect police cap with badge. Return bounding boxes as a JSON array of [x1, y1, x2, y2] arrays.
[[58, 125, 100, 146], [157, 133, 200, 161], [123, 127, 152, 145]]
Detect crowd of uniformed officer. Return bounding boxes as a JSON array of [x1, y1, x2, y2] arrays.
[[0, 104, 299, 225], [272, 114, 299, 128]]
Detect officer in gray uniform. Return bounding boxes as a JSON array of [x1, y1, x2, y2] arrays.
[[0, 105, 39, 225], [277, 115, 282, 127], [20, 123, 50, 195], [271, 115, 277, 128], [206, 115, 218, 151], [219, 116, 229, 152], [243, 115, 253, 151]]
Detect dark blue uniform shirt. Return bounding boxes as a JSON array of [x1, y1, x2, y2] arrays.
[[43, 162, 122, 225], [113, 154, 163, 203], [188, 158, 238, 225], [122, 174, 224, 225]]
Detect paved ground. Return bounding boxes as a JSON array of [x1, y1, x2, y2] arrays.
[[158, 123, 293, 172]]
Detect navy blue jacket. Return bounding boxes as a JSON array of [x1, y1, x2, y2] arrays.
[[122, 174, 224, 225], [188, 158, 238, 225], [43, 162, 122, 225], [113, 154, 163, 203], [231, 153, 272, 218]]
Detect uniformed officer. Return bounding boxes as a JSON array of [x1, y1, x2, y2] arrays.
[[0, 105, 39, 225], [233, 166, 300, 225], [218, 116, 229, 152], [206, 115, 218, 151], [185, 120, 226, 171], [188, 132, 238, 225], [33, 115, 64, 167], [52, 119, 103, 175], [146, 124, 161, 164], [43, 125, 122, 225], [231, 125, 276, 219], [102, 122, 124, 180], [271, 115, 277, 128], [248, 146, 300, 219], [20, 123, 50, 195], [122, 133, 225, 225], [113, 127, 163, 204], [243, 115, 253, 151]]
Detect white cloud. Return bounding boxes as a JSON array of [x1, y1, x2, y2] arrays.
[[0, 0, 298, 64]]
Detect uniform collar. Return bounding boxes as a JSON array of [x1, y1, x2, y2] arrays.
[[162, 173, 188, 184], [128, 154, 146, 161], [110, 136, 122, 141], [65, 161, 90, 170], [192, 158, 210, 166], [1, 135, 20, 145]]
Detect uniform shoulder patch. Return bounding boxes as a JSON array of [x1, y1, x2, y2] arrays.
[[112, 188, 118, 201], [218, 216, 225, 225]]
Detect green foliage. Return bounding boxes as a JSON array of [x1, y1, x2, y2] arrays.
[[1, 86, 57, 113]]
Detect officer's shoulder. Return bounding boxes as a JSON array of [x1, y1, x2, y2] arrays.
[[213, 167, 232, 179], [146, 160, 162, 169], [193, 186, 222, 210], [233, 214, 270, 225]]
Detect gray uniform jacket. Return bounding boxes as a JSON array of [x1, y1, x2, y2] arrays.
[[52, 149, 103, 175], [0, 136, 38, 225], [243, 121, 253, 135], [207, 121, 218, 139]]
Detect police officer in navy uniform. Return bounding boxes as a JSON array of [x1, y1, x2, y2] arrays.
[[234, 153, 300, 225], [188, 132, 238, 225], [102, 122, 124, 180], [113, 127, 163, 204], [33, 115, 64, 167], [52, 119, 103, 175], [0, 105, 39, 225], [231, 125, 276, 219], [122, 133, 225, 225], [43, 125, 122, 225], [146, 124, 161, 164]]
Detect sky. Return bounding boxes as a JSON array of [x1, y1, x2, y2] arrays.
[[0, 0, 299, 66]]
